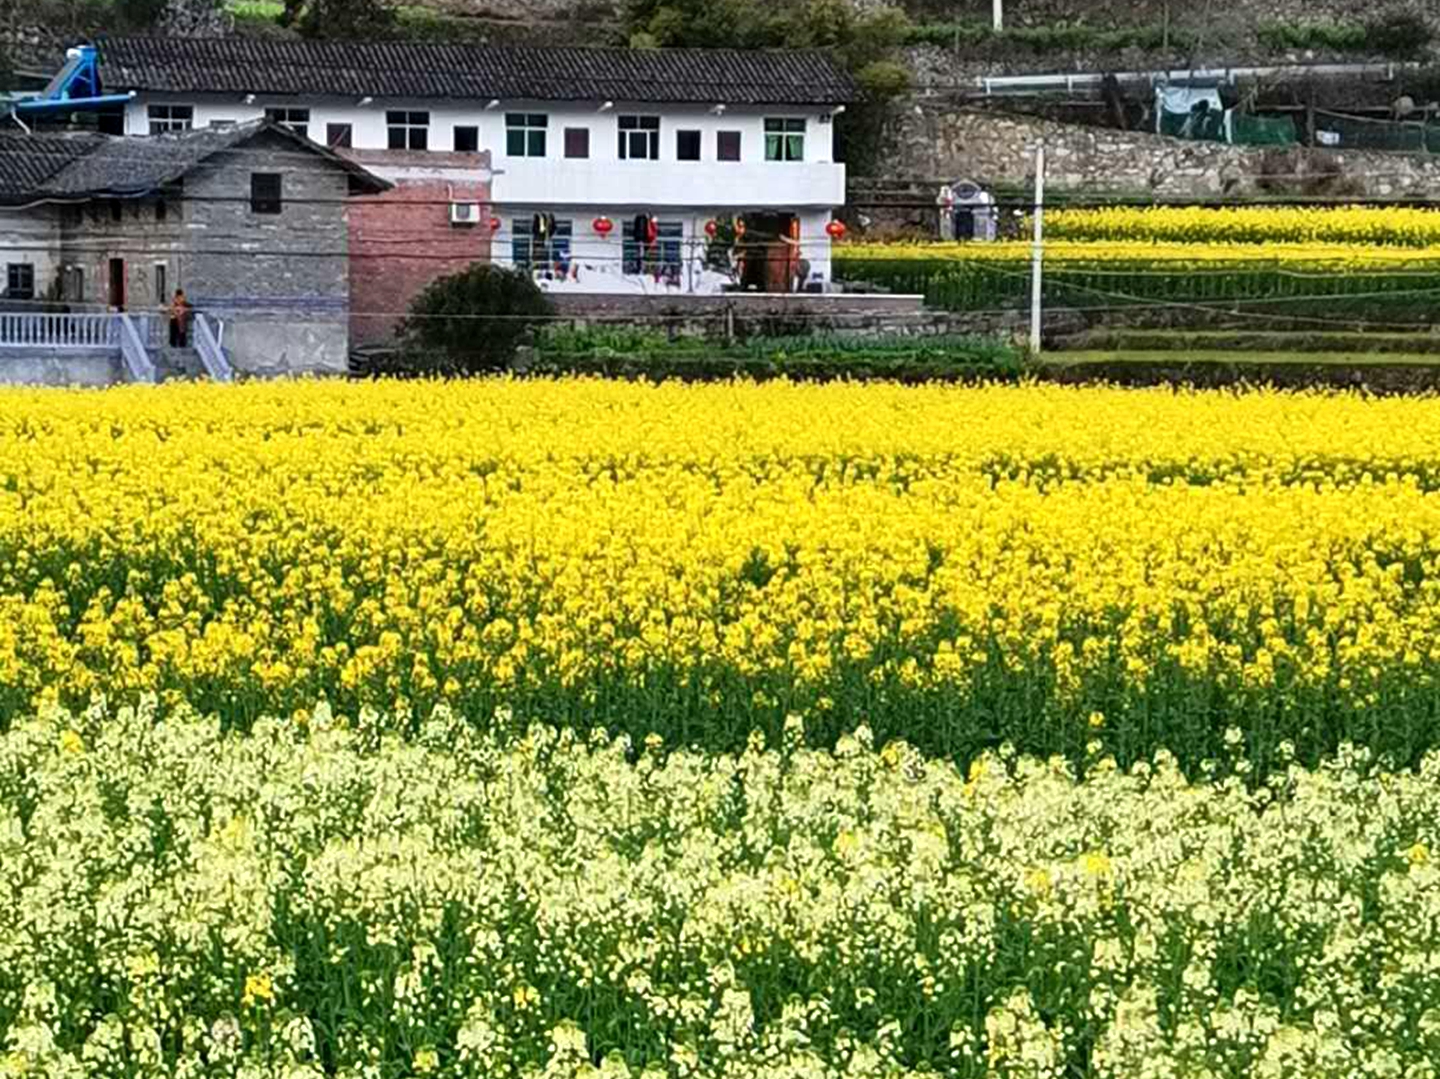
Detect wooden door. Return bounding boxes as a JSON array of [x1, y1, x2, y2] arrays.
[[109, 258, 126, 311]]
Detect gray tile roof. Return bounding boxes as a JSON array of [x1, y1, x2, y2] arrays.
[[96, 36, 859, 106], [0, 131, 107, 201], [0, 121, 389, 203]]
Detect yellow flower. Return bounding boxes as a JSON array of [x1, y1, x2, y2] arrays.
[[242, 972, 274, 1007], [1087, 711, 1106, 730], [412, 1048, 439, 1073], [834, 830, 860, 857], [880, 743, 902, 768], [1024, 866, 1053, 897], [512, 983, 539, 1011], [1081, 851, 1113, 878], [58, 729, 84, 755], [1407, 842, 1429, 867]]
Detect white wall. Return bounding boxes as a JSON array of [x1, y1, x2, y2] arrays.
[[124, 96, 843, 210]]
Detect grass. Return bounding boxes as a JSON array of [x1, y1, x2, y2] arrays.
[[1043, 349, 1440, 367]]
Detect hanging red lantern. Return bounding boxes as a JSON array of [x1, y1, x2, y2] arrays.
[[487, 215, 502, 231], [592, 216, 614, 236], [825, 219, 848, 240], [704, 219, 718, 239], [645, 216, 659, 245]]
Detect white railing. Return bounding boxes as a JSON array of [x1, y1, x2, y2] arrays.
[[0, 313, 119, 349], [193, 313, 235, 383], [116, 315, 157, 384]]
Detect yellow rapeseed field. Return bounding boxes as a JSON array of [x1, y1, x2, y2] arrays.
[[1045, 204, 1440, 248], [2, 379, 1440, 765], [6, 378, 1440, 1077]]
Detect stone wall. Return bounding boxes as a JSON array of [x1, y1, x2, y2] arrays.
[[183, 132, 355, 375], [855, 105, 1440, 232], [60, 195, 184, 314]]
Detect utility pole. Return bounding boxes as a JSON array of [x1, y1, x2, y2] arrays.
[[993, 0, 1003, 32], [1029, 145, 1045, 357]]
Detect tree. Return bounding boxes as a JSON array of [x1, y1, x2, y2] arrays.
[[396, 264, 553, 376], [280, 0, 395, 38], [623, 0, 911, 176]]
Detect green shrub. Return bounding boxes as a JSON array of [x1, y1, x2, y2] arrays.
[[396, 264, 553, 376], [1256, 20, 1368, 52]]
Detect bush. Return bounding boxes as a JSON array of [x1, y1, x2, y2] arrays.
[[1255, 20, 1368, 52], [396, 264, 553, 375]]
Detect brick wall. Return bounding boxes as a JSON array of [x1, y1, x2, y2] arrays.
[[346, 151, 493, 346]]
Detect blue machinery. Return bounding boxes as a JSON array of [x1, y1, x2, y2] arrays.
[[11, 46, 134, 127]]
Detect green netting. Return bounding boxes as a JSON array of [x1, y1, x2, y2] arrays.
[[1314, 109, 1428, 152], [1229, 112, 1297, 147]]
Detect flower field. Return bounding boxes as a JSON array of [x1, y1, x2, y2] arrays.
[[6, 378, 1440, 1077], [1045, 205, 1440, 247], [833, 240, 1440, 313]]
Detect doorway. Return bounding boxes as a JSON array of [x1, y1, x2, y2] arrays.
[[109, 258, 126, 311], [737, 212, 799, 293]]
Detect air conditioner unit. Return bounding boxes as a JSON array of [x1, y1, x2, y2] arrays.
[[450, 202, 480, 226]]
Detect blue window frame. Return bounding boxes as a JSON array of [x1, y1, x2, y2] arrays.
[[622, 219, 683, 284], [512, 218, 573, 275]]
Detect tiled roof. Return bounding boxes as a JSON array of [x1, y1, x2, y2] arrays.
[[96, 36, 859, 106], [0, 131, 106, 201], [0, 121, 389, 203]]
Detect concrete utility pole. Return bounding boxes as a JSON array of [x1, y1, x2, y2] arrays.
[[1029, 145, 1045, 357], [993, 0, 1003, 32]]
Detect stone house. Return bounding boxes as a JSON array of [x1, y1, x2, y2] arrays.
[[0, 120, 388, 379]]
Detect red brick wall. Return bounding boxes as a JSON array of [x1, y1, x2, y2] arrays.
[[346, 151, 493, 346]]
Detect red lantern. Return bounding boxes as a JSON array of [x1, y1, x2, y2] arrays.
[[488, 216, 502, 231], [592, 216, 614, 236], [704, 219, 718, 239], [825, 219, 848, 240]]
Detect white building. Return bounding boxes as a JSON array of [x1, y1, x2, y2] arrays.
[[91, 36, 857, 299]]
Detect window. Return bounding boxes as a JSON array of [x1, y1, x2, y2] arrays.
[[386, 111, 430, 151], [148, 105, 193, 135], [622, 218, 682, 283], [676, 130, 701, 161], [618, 115, 660, 160], [264, 107, 310, 139], [251, 173, 282, 214], [717, 130, 742, 162], [454, 126, 480, 153], [109, 200, 123, 223], [154, 264, 167, 305], [326, 123, 353, 149], [64, 266, 84, 303], [210, 119, 237, 129], [505, 114, 548, 157], [765, 118, 806, 161], [156, 197, 167, 222], [563, 127, 590, 159], [6, 263, 34, 300], [511, 217, 573, 275]]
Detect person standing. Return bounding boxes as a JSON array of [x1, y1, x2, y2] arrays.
[[169, 289, 190, 347]]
